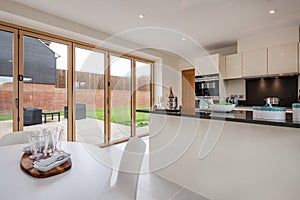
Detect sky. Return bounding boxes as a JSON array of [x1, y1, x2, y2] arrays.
[[49, 42, 151, 77]]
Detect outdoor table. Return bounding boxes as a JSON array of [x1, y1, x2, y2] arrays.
[[42, 111, 60, 123]]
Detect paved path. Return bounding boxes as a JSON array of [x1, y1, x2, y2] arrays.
[[0, 118, 149, 146]]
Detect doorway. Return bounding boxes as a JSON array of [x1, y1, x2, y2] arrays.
[[182, 69, 195, 109]]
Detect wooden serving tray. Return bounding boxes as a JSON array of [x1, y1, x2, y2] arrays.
[[20, 153, 72, 178]]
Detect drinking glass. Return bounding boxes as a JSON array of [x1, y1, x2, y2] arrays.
[[42, 131, 50, 157], [53, 126, 64, 152], [27, 131, 44, 160], [43, 126, 63, 154]]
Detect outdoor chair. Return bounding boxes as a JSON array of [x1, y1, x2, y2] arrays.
[[0, 131, 29, 146], [64, 104, 86, 120], [24, 108, 42, 126]]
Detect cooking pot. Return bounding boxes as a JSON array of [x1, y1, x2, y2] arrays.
[[264, 97, 280, 105]]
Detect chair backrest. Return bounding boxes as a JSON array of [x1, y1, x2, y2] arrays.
[[113, 137, 146, 199], [0, 131, 29, 146]]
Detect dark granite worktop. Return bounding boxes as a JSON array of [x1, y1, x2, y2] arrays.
[[136, 109, 300, 129]]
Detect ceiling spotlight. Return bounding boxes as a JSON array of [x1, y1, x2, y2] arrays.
[[139, 14, 145, 19], [182, 37, 186, 41], [269, 9, 276, 14]]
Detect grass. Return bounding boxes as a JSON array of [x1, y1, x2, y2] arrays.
[[0, 114, 12, 121], [0, 106, 150, 127], [86, 106, 150, 127]]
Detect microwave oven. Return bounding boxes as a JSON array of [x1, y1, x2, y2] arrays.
[[195, 74, 219, 97]]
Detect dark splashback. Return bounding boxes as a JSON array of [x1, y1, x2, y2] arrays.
[[246, 75, 298, 107]]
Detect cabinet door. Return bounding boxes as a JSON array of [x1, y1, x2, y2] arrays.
[[242, 48, 267, 77], [195, 54, 224, 76], [225, 54, 242, 79], [268, 43, 298, 75]]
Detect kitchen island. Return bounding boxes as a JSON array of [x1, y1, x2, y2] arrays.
[[137, 109, 300, 128], [138, 109, 300, 200]]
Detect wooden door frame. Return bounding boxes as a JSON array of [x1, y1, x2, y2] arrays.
[[18, 31, 73, 141], [0, 25, 19, 131], [181, 68, 195, 109]]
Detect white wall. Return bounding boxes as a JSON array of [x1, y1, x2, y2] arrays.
[[224, 79, 246, 100], [208, 44, 237, 56], [140, 49, 183, 105]]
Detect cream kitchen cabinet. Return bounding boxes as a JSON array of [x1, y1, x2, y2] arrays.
[[268, 43, 298, 75], [195, 54, 225, 78], [242, 48, 267, 77], [225, 54, 242, 79]]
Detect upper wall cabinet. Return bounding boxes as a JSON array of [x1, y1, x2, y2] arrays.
[[268, 43, 298, 75], [225, 54, 242, 79], [195, 54, 225, 77], [242, 48, 267, 77]]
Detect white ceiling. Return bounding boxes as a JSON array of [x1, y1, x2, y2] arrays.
[[12, 0, 300, 51]]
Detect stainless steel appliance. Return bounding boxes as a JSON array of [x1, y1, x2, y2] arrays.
[[195, 74, 219, 98], [264, 97, 280, 105], [195, 74, 219, 110]]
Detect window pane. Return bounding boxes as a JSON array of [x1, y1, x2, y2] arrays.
[[110, 55, 132, 141], [0, 29, 14, 137], [23, 35, 68, 141], [136, 61, 151, 135], [75, 47, 105, 145]]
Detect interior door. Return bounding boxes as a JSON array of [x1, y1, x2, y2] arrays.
[[182, 68, 195, 109], [0, 26, 19, 138]]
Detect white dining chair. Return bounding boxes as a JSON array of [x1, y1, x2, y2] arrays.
[[0, 131, 29, 146], [103, 136, 146, 200]]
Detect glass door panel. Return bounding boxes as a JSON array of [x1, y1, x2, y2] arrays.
[[0, 29, 16, 138], [75, 47, 105, 145], [110, 55, 132, 142], [135, 61, 152, 136], [22, 35, 68, 141]]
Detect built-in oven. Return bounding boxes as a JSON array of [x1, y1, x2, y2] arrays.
[[195, 73, 219, 110], [195, 74, 219, 97]]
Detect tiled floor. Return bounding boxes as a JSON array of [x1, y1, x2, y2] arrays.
[[106, 138, 209, 200], [1, 119, 208, 199], [0, 118, 149, 145]]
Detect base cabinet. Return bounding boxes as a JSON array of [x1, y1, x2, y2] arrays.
[[150, 113, 300, 200]]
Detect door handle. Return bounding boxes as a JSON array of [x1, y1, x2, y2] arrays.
[[15, 98, 19, 108]]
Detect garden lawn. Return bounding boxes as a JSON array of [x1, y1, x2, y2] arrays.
[[86, 106, 150, 127]]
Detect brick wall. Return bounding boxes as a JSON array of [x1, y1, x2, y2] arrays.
[[0, 83, 150, 114]]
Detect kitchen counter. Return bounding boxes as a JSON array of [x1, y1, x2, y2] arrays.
[[137, 108, 300, 128]]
